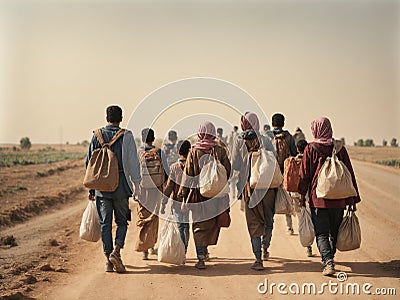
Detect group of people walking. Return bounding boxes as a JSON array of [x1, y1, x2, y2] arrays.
[[85, 105, 361, 276]]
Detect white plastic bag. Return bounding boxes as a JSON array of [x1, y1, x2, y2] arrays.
[[79, 201, 101, 242], [336, 210, 361, 251], [275, 186, 294, 215], [298, 206, 315, 247], [158, 217, 186, 265]]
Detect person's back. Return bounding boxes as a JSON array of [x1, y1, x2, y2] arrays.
[[163, 130, 179, 166], [297, 117, 361, 276], [271, 113, 297, 173], [85, 105, 141, 273]]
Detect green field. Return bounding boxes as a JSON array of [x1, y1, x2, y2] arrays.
[[0, 151, 85, 167], [376, 159, 400, 168]]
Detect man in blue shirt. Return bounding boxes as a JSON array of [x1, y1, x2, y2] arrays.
[[86, 105, 141, 273]]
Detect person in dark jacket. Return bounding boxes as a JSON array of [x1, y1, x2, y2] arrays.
[[86, 105, 141, 273], [298, 117, 361, 276]]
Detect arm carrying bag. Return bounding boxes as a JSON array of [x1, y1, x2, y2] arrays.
[[79, 201, 101, 242], [336, 208, 361, 251], [157, 215, 186, 265]]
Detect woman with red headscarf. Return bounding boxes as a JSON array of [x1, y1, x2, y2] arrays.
[[298, 117, 361, 276], [231, 112, 276, 271], [178, 121, 231, 269]]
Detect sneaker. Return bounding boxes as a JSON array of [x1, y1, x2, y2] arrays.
[[142, 252, 149, 260], [149, 248, 157, 255], [251, 260, 264, 271], [109, 252, 126, 273], [287, 228, 294, 235], [195, 259, 206, 269], [105, 261, 114, 272], [306, 247, 313, 257], [322, 262, 335, 276], [262, 250, 270, 261]]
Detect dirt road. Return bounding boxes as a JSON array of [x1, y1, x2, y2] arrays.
[[2, 159, 399, 299]]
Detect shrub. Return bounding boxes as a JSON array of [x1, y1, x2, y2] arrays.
[[364, 139, 374, 147], [390, 138, 398, 147], [20, 137, 32, 150]]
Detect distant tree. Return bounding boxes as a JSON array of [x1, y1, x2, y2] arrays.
[[364, 139, 374, 147], [66, 141, 69, 145], [382, 139, 388, 146], [340, 137, 346, 145], [81, 140, 89, 147], [356, 139, 364, 147], [20, 137, 32, 150], [391, 138, 398, 147]]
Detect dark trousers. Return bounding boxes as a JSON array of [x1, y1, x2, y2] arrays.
[[311, 207, 344, 265]]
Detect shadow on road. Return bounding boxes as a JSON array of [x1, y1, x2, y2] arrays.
[[121, 258, 400, 279]]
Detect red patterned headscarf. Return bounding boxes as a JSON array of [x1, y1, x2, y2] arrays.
[[311, 117, 334, 145], [193, 121, 217, 150]]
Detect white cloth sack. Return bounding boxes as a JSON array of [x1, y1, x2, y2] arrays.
[[298, 206, 315, 247], [275, 186, 294, 215], [336, 210, 361, 251], [315, 145, 357, 199], [199, 152, 228, 198], [250, 148, 283, 189], [158, 218, 186, 265], [79, 201, 101, 242]]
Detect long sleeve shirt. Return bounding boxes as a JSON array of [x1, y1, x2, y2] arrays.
[[86, 125, 141, 199], [298, 142, 361, 209]]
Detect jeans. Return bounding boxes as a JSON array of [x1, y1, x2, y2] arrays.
[[173, 208, 190, 252], [251, 237, 262, 260], [311, 207, 344, 265], [96, 196, 129, 257], [196, 246, 208, 260]]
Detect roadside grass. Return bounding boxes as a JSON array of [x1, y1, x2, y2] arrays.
[[376, 159, 400, 168], [0, 151, 85, 167]]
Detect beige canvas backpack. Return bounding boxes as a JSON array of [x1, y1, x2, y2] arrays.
[[140, 148, 164, 189], [313, 142, 357, 199], [83, 128, 125, 192]]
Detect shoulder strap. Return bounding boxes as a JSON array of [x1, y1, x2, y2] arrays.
[[94, 128, 105, 147], [107, 129, 125, 147]]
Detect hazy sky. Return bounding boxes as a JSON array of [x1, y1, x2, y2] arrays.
[[1, 0, 399, 145]]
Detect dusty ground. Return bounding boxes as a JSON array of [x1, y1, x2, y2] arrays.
[[0, 147, 399, 299]]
